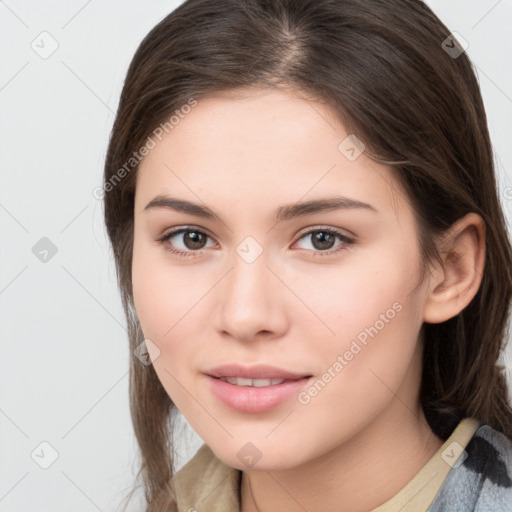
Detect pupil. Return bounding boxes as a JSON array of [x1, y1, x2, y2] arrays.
[[313, 231, 335, 250], [185, 231, 206, 249]]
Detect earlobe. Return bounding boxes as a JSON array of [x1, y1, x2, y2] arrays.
[[423, 213, 486, 324]]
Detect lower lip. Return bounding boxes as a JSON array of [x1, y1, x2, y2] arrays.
[[205, 375, 313, 413]]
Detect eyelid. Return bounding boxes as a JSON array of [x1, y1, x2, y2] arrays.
[[295, 224, 356, 240], [158, 224, 214, 240]]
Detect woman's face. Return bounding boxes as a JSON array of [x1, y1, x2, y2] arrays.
[[132, 87, 431, 470]]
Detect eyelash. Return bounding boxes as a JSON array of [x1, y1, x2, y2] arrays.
[[156, 226, 355, 259]]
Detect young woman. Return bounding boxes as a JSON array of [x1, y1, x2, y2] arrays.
[[102, 1, 512, 510]]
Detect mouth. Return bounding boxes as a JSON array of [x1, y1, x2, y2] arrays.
[[205, 367, 314, 413], [211, 376, 310, 387], [206, 363, 312, 382]]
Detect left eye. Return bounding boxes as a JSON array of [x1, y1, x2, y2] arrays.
[[293, 228, 354, 254], [158, 227, 354, 257]]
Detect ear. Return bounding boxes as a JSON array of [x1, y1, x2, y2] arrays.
[[423, 213, 486, 324]]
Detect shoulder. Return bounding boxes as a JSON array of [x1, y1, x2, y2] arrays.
[[465, 424, 512, 488], [429, 422, 512, 511]]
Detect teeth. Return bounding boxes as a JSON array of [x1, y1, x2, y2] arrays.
[[219, 377, 286, 387]]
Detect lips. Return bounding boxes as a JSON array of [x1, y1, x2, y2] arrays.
[[205, 373, 313, 414], [204, 364, 314, 413], [206, 363, 312, 381]]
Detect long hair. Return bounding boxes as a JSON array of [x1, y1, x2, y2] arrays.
[[102, 1, 512, 509]]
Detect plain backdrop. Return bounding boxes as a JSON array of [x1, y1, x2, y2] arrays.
[[1, 1, 511, 510]]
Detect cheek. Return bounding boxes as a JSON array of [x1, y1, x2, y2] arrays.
[[296, 257, 424, 418], [132, 239, 204, 340], [131, 242, 218, 405], [294, 313, 419, 459], [289, 248, 424, 405], [288, 243, 421, 341], [131, 248, 201, 411]]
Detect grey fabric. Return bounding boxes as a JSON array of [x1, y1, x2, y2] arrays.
[[429, 424, 512, 511]]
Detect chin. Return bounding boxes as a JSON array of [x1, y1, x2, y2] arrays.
[[207, 438, 311, 472]]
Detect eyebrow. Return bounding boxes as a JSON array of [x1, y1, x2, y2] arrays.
[[143, 194, 377, 223]]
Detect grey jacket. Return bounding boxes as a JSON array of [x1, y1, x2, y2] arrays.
[[429, 423, 512, 511]]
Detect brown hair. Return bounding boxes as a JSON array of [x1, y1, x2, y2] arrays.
[[103, 0, 512, 509]]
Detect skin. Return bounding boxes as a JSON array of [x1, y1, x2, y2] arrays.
[[131, 86, 486, 512]]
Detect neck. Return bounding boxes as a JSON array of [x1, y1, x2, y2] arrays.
[[241, 406, 442, 512]]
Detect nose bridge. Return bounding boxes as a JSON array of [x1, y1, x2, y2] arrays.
[[214, 238, 285, 339], [226, 242, 271, 310]]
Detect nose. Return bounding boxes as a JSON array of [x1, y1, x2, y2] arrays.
[[213, 248, 289, 343]]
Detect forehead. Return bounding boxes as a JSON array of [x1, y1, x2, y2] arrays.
[[135, 88, 410, 224]]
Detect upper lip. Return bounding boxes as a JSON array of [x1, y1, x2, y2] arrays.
[[206, 364, 312, 380]]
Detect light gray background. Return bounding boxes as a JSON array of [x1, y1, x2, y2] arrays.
[[1, 1, 511, 510]]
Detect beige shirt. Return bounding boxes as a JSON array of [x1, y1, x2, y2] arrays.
[[172, 417, 480, 512]]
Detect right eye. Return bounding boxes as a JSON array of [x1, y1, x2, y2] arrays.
[[157, 227, 216, 258]]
